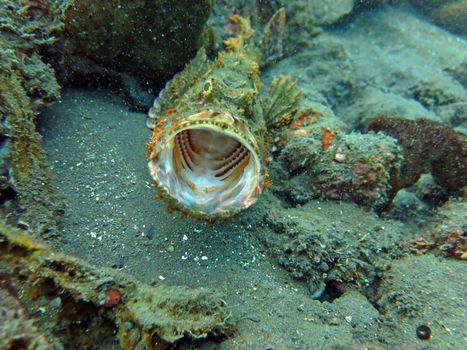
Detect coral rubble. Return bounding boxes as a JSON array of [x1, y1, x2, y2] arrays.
[[0, 223, 228, 349]]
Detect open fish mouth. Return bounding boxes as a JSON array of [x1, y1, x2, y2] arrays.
[[148, 112, 264, 217]]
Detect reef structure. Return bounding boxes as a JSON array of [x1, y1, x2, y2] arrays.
[[58, 0, 215, 84], [146, 14, 301, 219]]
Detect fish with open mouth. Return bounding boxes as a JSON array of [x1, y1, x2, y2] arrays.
[[146, 12, 301, 220]]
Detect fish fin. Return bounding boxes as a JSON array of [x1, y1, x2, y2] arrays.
[[263, 75, 303, 129], [147, 49, 209, 129], [260, 8, 286, 68]]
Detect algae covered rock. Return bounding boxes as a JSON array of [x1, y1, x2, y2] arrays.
[[258, 201, 407, 298], [410, 0, 467, 35], [276, 102, 402, 208], [409, 199, 466, 259], [60, 0, 215, 83], [0, 289, 57, 350], [0, 0, 63, 235]]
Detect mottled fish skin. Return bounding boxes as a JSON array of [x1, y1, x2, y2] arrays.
[[146, 14, 301, 220]]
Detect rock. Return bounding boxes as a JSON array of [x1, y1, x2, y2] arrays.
[[308, 0, 355, 26], [410, 0, 467, 35], [58, 0, 214, 84], [0, 0, 62, 236], [277, 102, 402, 208], [258, 201, 407, 297]]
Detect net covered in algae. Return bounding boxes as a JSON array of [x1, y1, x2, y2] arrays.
[[0, 223, 229, 349]]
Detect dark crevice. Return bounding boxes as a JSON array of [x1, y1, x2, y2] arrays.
[[316, 280, 346, 303]]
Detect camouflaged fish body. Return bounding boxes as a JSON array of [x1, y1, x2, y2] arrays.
[[146, 15, 301, 219]]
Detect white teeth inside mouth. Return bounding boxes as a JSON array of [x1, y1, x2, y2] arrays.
[[149, 126, 263, 215]]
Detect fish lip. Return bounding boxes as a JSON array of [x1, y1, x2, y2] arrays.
[[148, 113, 265, 216]]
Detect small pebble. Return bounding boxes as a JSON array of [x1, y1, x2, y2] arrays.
[[416, 324, 432, 340]]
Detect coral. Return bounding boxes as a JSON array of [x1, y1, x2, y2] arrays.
[[0, 222, 229, 349], [0, 0, 63, 235], [367, 117, 467, 202], [277, 102, 402, 207]]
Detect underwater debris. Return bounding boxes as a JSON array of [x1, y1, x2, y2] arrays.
[[0, 223, 229, 349], [0, 0, 63, 235], [416, 324, 432, 340], [146, 15, 301, 219], [367, 116, 467, 203]]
